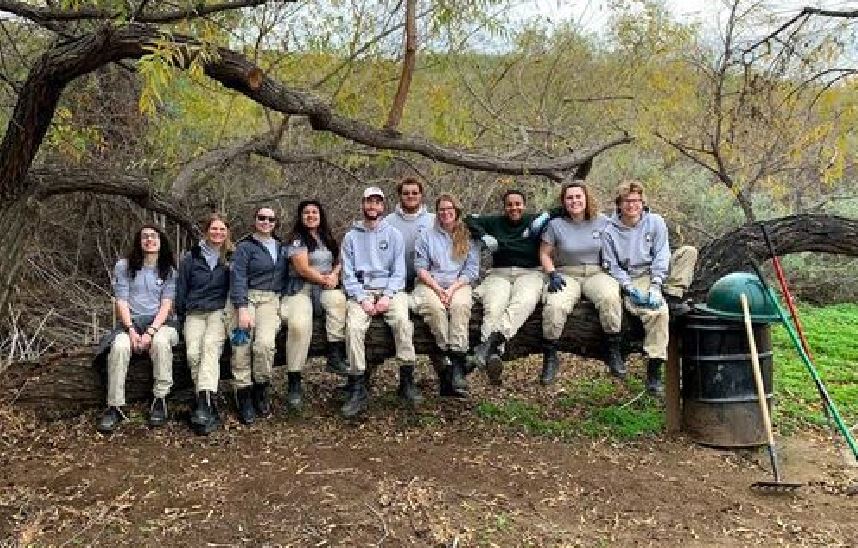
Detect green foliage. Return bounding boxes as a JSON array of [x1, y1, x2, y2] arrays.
[[771, 304, 858, 433]]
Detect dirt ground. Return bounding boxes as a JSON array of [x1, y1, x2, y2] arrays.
[[1, 356, 856, 547]]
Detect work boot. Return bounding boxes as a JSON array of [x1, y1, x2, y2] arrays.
[[448, 351, 469, 396], [286, 372, 303, 410], [540, 339, 560, 385], [469, 332, 505, 371], [252, 382, 271, 417], [429, 350, 454, 397], [398, 363, 423, 405], [341, 374, 368, 418], [96, 406, 125, 434], [191, 391, 220, 435], [148, 397, 168, 427], [485, 354, 504, 386], [666, 295, 692, 317], [604, 333, 627, 380], [646, 358, 665, 397], [326, 341, 349, 377], [236, 386, 256, 425]]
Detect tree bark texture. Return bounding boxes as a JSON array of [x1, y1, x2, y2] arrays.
[[1, 302, 644, 418]]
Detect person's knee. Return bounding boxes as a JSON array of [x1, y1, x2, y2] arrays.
[[111, 335, 131, 353]]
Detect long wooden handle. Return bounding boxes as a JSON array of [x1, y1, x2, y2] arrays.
[[741, 293, 775, 447]]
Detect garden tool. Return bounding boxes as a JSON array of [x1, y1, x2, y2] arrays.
[[749, 260, 858, 464], [759, 223, 813, 360], [741, 293, 801, 493]]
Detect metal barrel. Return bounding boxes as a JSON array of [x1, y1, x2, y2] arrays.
[[681, 312, 773, 447]]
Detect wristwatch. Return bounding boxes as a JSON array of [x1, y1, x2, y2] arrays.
[[146, 326, 158, 336]]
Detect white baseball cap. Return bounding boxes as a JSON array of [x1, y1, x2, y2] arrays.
[[363, 186, 385, 199]]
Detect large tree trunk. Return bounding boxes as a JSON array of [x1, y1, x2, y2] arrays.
[[1, 302, 645, 418]]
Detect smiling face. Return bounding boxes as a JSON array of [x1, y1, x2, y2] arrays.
[[437, 199, 458, 230], [564, 186, 587, 220], [205, 219, 228, 247], [619, 191, 643, 224], [362, 195, 385, 221], [254, 207, 277, 236], [301, 204, 321, 231], [140, 227, 161, 255], [503, 192, 525, 223]]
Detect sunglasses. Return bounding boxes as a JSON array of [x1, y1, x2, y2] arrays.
[[141, 232, 160, 240], [256, 215, 277, 223]]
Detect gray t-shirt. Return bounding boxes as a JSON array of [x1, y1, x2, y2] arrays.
[[113, 259, 176, 318], [256, 235, 278, 263], [542, 214, 609, 267], [287, 238, 334, 279]]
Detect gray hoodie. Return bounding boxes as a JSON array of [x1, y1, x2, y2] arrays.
[[414, 224, 480, 288], [385, 204, 435, 286], [601, 210, 670, 290], [341, 218, 406, 301]]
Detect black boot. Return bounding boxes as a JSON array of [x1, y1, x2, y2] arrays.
[[398, 363, 423, 405], [429, 350, 454, 397], [666, 294, 692, 317], [448, 351, 469, 396], [286, 372, 303, 410], [96, 406, 125, 433], [252, 382, 271, 417], [604, 333, 627, 379], [191, 391, 219, 435], [236, 386, 256, 425], [646, 358, 665, 397], [540, 340, 560, 385], [148, 397, 168, 427], [341, 374, 368, 418], [326, 341, 349, 377], [469, 332, 505, 371]]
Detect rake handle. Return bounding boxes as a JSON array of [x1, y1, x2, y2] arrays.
[[740, 293, 780, 482]]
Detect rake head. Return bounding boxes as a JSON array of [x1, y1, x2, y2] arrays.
[[751, 480, 802, 494]]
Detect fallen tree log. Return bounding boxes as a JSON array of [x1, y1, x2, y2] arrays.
[[1, 302, 644, 418]]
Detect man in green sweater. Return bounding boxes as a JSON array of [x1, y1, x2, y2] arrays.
[[466, 189, 548, 384]]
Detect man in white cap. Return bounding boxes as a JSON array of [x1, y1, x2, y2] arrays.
[[340, 186, 420, 418]]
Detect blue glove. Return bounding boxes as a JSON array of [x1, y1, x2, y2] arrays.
[[627, 287, 648, 307], [647, 286, 663, 309], [230, 327, 251, 346], [547, 271, 566, 293], [481, 234, 499, 253]]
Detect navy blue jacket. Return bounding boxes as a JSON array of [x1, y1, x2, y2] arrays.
[[175, 244, 231, 318], [230, 235, 289, 307]]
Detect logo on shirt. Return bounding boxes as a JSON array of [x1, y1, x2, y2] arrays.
[[292, 239, 302, 247], [645, 232, 653, 243], [592, 230, 601, 239], [522, 228, 530, 238], [156, 278, 164, 286], [379, 240, 389, 251]]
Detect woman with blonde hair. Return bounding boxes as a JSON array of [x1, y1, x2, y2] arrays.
[[175, 212, 233, 435], [411, 193, 480, 397]]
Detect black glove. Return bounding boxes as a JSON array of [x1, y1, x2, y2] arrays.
[[547, 271, 566, 293]]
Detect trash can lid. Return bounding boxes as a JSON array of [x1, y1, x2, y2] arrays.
[[694, 272, 781, 323]]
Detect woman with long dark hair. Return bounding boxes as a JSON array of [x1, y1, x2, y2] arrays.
[[229, 206, 289, 425], [280, 199, 347, 409], [175, 213, 234, 435], [411, 193, 479, 398], [97, 224, 179, 433]]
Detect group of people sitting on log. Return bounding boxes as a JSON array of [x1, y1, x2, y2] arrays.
[[95, 177, 697, 435]]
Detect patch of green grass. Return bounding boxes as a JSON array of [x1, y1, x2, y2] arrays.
[[477, 391, 664, 440], [771, 303, 858, 432]]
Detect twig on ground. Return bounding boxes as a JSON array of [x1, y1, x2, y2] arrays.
[[365, 502, 389, 547], [619, 389, 646, 409]]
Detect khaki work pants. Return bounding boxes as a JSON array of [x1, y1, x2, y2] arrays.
[[411, 283, 473, 353], [624, 246, 699, 360], [106, 326, 179, 407], [346, 291, 415, 373], [229, 289, 282, 388], [183, 309, 227, 393], [280, 286, 347, 372], [475, 267, 544, 342], [542, 265, 622, 340]]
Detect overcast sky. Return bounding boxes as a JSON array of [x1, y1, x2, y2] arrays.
[[515, 0, 858, 34]]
